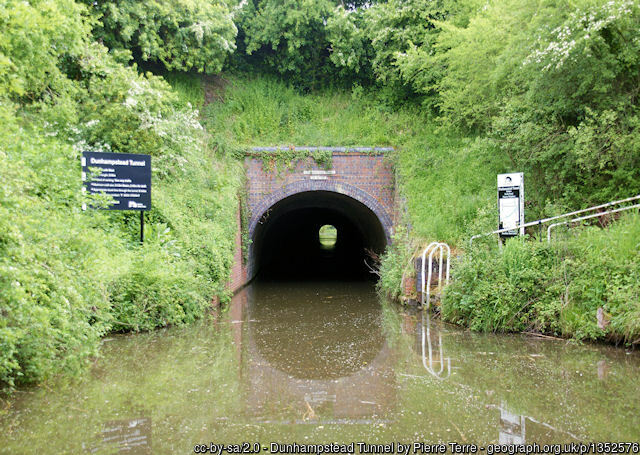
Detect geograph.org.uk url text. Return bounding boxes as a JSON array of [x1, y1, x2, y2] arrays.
[[193, 442, 640, 455]]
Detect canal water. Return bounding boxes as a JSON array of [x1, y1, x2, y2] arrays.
[[1, 281, 639, 453]]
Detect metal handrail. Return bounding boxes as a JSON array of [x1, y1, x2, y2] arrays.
[[420, 242, 438, 307], [420, 242, 450, 309], [470, 194, 640, 246], [547, 203, 640, 242]]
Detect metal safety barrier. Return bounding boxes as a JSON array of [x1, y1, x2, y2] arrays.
[[420, 242, 450, 309], [470, 194, 640, 246], [547, 203, 640, 242]]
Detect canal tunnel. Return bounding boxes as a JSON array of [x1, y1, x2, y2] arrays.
[[251, 191, 388, 280]]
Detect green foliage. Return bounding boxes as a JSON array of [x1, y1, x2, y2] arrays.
[[443, 214, 640, 344], [504, 0, 640, 211], [0, 103, 118, 390], [397, 134, 508, 245], [164, 71, 206, 109], [252, 148, 333, 174], [203, 74, 401, 145], [433, 0, 640, 213], [325, 6, 373, 83], [82, 0, 237, 74], [364, 0, 449, 101], [3, 0, 640, 391], [108, 248, 209, 332], [559, 214, 640, 343], [0, 0, 242, 393], [0, 0, 89, 98], [206, 74, 507, 247], [240, 0, 335, 88], [377, 227, 415, 301], [443, 239, 559, 334]]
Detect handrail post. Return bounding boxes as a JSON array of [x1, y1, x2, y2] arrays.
[[420, 242, 451, 309], [420, 242, 438, 306], [443, 243, 451, 285], [426, 246, 436, 310]]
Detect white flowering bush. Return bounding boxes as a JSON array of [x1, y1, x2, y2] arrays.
[[525, 0, 638, 71], [326, 6, 373, 82]]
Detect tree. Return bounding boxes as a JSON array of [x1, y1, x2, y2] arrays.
[[82, 0, 237, 74], [239, 0, 335, 88]]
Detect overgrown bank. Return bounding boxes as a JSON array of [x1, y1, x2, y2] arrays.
[[3, 0, 639, 393], [196, 73, 640, 348], [443, 215, 640, 345], [0, 1, 242, 392]]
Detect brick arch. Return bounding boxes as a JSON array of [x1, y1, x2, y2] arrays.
[[248, 180, 394, 245]]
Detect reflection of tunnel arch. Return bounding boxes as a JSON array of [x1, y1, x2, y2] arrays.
[[234, 283, 398, 420], [248, 181, 393, 280], [250, 285, 385, 379]]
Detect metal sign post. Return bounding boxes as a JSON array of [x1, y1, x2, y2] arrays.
[[82, 151, 152, 243], [497, 173, 524, 238]]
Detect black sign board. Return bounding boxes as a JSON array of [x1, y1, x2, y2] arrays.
[[82, 151, 151, 211]]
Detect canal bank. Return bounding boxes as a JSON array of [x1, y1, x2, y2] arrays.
[[380, 212, 640, 347]]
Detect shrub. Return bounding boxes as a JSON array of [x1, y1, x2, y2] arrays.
[[442, 214, 640, 344], [108, 248, 209, 332], [81, 0, 237, 74]]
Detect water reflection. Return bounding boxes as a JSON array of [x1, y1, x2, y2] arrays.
[[420, 312, 452, 380], [1, 282, 639, 452], [493, 404, 582, 444], [498, 406, 526, 444], [235, 282, 397, 423], [85, 417, 152, 454]]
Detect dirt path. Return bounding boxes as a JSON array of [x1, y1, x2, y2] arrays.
[[203, 74, 229, 106]]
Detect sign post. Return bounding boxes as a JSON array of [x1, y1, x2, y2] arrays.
[[82, 151, 151, 243], [497, 172, 524, 238]]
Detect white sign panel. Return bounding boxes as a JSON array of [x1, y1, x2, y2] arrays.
[[498, 173, 524, 237]]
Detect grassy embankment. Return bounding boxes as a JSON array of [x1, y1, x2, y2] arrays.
[[444, 214, 640, 345], [2, 63, 635, 394], [204, 74, 639, 346], [202, 73, 506, 246]]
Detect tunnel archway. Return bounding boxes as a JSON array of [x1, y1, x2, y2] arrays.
[[248, 182, 392, 281]]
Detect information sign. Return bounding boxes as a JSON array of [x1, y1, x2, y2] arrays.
[[497, 172, 524, 237], [82, 151, 151, 211]]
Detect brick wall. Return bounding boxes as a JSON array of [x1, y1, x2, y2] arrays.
[[228, 149, 396, 293], [229, 200, 248, 294], [246, 151, 396, 237]]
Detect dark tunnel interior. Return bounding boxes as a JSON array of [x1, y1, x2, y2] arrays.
[[252, 191, 388, 281]]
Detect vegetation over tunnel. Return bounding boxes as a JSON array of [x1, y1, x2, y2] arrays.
[[251, 191, 387, 281]]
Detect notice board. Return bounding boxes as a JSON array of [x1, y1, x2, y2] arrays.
[[82, 151, 151, 211]]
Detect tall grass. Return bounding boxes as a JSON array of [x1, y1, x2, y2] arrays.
[[442, 213, 640, 344], [164, 71, 206, 109]]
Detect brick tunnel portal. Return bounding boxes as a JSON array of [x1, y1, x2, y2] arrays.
[[252, 190, 388, 281]]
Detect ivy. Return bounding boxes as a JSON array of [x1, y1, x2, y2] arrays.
[[249, 147, 334, 175]]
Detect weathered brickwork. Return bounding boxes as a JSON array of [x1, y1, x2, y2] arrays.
[[229, 200, 248, 293], [229, 149, 396, 292]]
